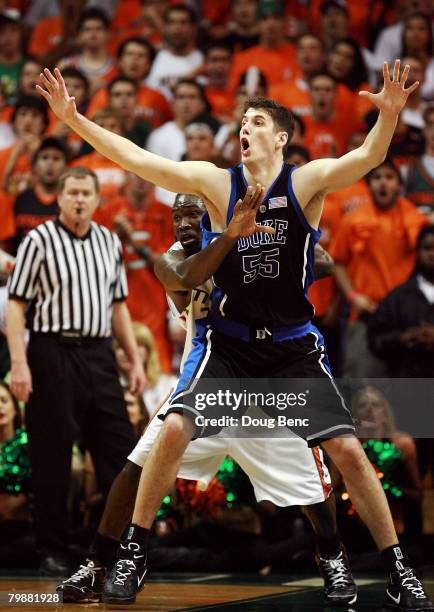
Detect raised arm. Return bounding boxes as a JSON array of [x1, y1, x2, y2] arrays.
[[155, 186, 269, 292], [37, 68, 229, 222], [292, 61, 419, 209]]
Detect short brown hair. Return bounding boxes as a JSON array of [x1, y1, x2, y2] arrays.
[[57, 166, 100, 194], [243, 96, 294, 157]]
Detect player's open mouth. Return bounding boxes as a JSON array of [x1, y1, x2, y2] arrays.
[[241, 137, 250, 156]]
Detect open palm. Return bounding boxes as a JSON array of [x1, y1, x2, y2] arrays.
[[359, 60, 419, 116], [226, 185, 275, 239], [36, 68, 78, 123]]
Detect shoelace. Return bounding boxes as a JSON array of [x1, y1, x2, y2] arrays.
[[322, 553, 351, 587], [66, 564, 95, 586], [113, 559, 137, 586], [399, 568, 427, 599]]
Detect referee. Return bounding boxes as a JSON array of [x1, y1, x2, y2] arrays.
[[6, 167, 146, 575]]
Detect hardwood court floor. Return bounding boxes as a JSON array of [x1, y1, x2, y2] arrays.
[[1, 570, 433, 611]]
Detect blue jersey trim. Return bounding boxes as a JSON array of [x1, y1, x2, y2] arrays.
[[287, 165, 322, 241], [226, 168, 238, 225], [240, 162, 285, 203]]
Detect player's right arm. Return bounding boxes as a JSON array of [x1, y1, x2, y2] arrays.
[[155, 185, 268, 291], [36, 68, 230, 224]]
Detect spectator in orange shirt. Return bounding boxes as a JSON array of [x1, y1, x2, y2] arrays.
[[230, 0, 298, 90], [0, 95, 49, 196], [327, 37, 373, 122], [304, 73, 360, 159], [48, 67, 90, 159], [107, 77, 151, 147], [94, 172, 174, 372], [6, 137, 67, 252], [87, 37, 172, 130], [331, 157, 429, 377], [319, 0, 349, 53], [269, 33, 325, 117], [28, 0, 86, 68], [200, 42, 235, 123], [72, 109, 126, 205], [58, 8, 116, 95], [215, 0, 260, 53]]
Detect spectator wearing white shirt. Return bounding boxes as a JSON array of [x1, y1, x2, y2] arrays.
[[401, 12, 434, 101], [146, 4, 204, 100], [146, 79, 208, 204]]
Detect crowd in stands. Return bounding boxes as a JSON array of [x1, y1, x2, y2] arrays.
[[0, 0, 433, 572]]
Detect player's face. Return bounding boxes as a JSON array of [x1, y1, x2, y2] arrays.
[[34, 148, 67, 188], [240, 108, 285, 163], [58, 176, 100, 227], [417, 234, 434, 277], [172, 205, 203, 254], [368, 166, 401, 209], [0, 385, 16, 428]]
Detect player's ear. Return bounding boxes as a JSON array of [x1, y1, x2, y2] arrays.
[[276, 130, 288, 151]]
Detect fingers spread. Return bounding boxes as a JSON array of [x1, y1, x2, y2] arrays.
[[392, 59, 400, 82], [400, 64, 410, 86], [35, 84, 50, 100], [43, 68, 58, 85], [406, 80, 420, 94], [39, 72, 52, 90], [383, 61, 391, 83], [256, 225, 275, 234]]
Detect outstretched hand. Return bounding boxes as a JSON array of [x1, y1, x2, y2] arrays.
[[359, 59, 419, 116], [36, 67, 78, 123], [226, 184, 274, 239]]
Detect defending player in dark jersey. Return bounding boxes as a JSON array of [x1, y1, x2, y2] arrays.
[[39, 62, 433, 610]]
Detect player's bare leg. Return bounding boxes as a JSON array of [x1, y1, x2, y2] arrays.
[[102, 412, 194, 604], [323, 435, 433, 611]]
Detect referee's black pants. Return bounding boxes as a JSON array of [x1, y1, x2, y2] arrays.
[[26, 334, 135, 557]]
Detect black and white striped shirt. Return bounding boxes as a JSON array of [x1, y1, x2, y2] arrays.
[[8, 220, 128, 337]]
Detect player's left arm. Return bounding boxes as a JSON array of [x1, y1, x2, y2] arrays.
[[313, 244, 334, 280], [292, 61, 419, 224], [155, 186, 269, 291]]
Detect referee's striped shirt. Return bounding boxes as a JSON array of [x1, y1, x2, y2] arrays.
[[7, 219, 128, 337]]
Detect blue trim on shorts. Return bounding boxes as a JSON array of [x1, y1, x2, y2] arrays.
[[170, 322, 209, 402]]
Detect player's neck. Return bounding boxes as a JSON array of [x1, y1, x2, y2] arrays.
[[243, 156, 284, 191]]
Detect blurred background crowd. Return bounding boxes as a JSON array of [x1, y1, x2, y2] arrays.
[[0, 0, 433, 575]]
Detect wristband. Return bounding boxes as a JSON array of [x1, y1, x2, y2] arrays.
[[135, 246, 150, 263], [347, 290, 359, 303]]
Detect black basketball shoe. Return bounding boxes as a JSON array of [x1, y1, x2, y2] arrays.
[[317, 546, 357, 606], [102, 540, 147, 604], [384, 563, 434, 610], [56, 559, 105, 603]]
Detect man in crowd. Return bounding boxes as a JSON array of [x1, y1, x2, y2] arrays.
[[146, 4, 204, 99], [368, 224, 434, 378], [331, 157, 429, 377], [6, 167, 146, 575], [94, 172, 174, 372]]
